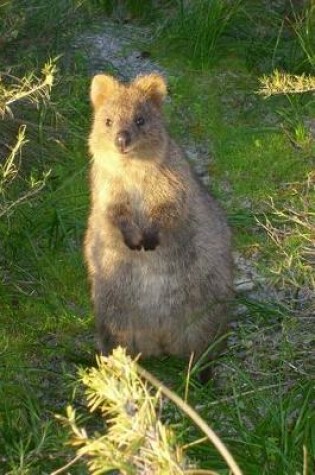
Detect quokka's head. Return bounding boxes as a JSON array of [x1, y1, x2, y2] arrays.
[[89, 73, 168, 161]]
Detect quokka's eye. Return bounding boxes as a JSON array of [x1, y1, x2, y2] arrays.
[[136, 116, 145, 126], [106, 118, 113, 127]]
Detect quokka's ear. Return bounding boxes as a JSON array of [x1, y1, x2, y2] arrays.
[[134, 73, 167, 107], [90, 74, 118, 109]]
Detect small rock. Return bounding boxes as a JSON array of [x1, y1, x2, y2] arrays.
[[234, 278, 255, 292]]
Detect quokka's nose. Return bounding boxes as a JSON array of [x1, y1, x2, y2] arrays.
[[115, 130, 131, 152]]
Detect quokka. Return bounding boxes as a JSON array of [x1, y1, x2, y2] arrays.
[[84, 73, 234, 377]]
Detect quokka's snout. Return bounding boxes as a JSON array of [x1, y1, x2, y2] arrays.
[[115, 130, 132, 153]]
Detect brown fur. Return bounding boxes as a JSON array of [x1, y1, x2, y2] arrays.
[[84, 73, 234, 364]]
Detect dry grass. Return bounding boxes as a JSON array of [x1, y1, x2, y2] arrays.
[[257, 173, 315, 292], [57, 348, 243, 475], [258, 70, 315, 97]]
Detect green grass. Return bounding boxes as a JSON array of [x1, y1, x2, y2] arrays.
[[177, 377, 314, 474], [159, 0, 243, 67], [0, 0, 314, 473]]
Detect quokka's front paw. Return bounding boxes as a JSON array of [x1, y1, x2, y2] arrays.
[[122, 225, 160, 251], [122, 227, 143, 251], [142, 228, 160, 251]]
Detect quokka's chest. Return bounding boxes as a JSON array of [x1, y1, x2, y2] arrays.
[[118, 168, 166, 208]]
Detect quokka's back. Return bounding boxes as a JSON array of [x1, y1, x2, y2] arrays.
[[84, 73, 234, 374]]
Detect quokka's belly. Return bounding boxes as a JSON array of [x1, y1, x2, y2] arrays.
[[120, 255, 205, 356], [129, 258, 180, 312]]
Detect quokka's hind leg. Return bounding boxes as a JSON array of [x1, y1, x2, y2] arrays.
[[96, 321, 119, 356], [198, 364, 214, 384], [94, 301, 130, 356], [91, 280, 120, 356], [191, 331, 229, 384]]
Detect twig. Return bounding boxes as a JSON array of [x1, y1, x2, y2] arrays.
[[50, 453, 83, 475], [184, 470, 218, 475], [138, 365, 243, 475], [0, 179, 48, 218]]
